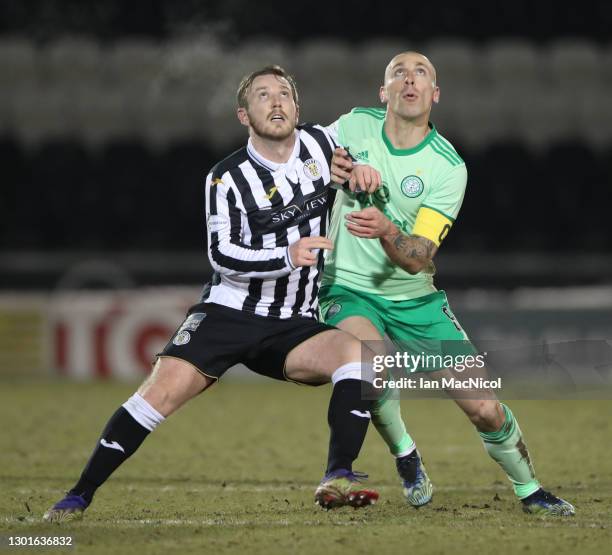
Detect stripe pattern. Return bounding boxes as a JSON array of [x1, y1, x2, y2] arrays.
[[353, 107, 386, 120], [203, 124, 336, 320], [352, 106, 464, 166], [429, 135, 464, 166]]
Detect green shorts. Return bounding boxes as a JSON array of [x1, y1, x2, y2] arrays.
[[319, 283, 477, 372]]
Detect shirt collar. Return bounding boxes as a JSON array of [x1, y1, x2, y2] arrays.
[[247, 130, 300, 171]]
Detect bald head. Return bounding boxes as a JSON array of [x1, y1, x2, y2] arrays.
[[385, 51, 437, 86], [379, 50, 440, 123]]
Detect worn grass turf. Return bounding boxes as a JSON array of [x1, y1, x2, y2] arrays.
[[0, 380, 610, 554]]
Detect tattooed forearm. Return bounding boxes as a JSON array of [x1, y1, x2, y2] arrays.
[[381, 232, 438, 274], [391, 233, 435, 259]]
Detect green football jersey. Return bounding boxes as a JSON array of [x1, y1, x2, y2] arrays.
[[323, 107, 467, 301]]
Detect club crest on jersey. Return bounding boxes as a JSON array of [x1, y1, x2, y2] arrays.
[[172, 330, 191, 346], [302, 158, 322, 181], [400, 175, 424, 198]]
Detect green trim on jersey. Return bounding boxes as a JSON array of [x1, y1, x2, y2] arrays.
[[382, 123, 437, 156], [353, 107, 386, 120], [430, 136, 463, 166], [435, 135, 464, 164]]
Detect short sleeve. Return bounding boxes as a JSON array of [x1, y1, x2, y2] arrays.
[[412, 164, 467, 246]]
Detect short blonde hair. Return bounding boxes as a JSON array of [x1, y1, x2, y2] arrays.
[[236, 65, 299, 108]]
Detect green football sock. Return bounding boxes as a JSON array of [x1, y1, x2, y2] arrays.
[[371, 394, 415, 457], [479, 403, 540, 499]]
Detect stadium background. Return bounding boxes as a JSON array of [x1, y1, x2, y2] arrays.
[[1, 1, 611, 554]]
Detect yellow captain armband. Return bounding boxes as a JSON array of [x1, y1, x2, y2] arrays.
[[412, 206, 455, 246]]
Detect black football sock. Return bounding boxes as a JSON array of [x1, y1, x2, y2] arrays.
[[69, 394, 164, 504], [326, 378, 374, 474]]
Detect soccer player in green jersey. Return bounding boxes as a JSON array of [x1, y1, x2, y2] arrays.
[[321, 51, 575, 516]]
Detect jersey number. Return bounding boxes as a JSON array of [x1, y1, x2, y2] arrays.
[[438, 224, 451, 244]]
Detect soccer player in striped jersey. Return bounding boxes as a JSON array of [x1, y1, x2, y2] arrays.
[[43, 66, 383, 522], [322, 51, 575, 516]]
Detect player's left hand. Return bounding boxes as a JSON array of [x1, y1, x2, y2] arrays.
[[345, 206, 399, 239], [331, 147, 353, 184], [331, 149, 381, 193], [348, 164, 381, 194]]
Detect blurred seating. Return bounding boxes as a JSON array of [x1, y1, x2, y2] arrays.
[[10, 87, 74, 146], [357, 38, 415, 95], [426, 39, 485, 96], [602, 43, 612, 87], [72, 85, 135, 147], [484, 38, 544, 91], [575, 88, 612, 148], [236, 38, 294, 73], [483, 39, 547, 143], [547, 39, 603, 88], [0, 37, 37, 88], [142, 88, 211, 148], [1, 36, 611, 149], [293, 40, 360, 124], [0, 38, 39, 138], [163, 38, 225, 97], [107, 39, 162, 89], [41, 38, 104, 87], [1, 32, 610, 254], [425, 39, 486, 141]]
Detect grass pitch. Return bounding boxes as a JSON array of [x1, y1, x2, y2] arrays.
[[1, 380, 611, 554]]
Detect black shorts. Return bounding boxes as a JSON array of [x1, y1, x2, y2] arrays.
[[159, 302, 336, 382]]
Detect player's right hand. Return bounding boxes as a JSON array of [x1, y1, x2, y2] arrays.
[[331, 147, 353, 184], [288, 237, 333, 267]]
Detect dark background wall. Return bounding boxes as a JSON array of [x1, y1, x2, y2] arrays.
[[2, 0, 611, 44]]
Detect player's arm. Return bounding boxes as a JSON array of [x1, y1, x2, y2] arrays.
[[206, 172, 293, 278], [325, 120, 380, 193], [331, 150, 381, 193], [385, 162, 467, 274], [345, 206, 439, 275], [381, 230, 438, 275], [347, 162, 466, 273], [206, 173, 331, 277]]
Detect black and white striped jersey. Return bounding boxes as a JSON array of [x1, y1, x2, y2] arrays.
[[202, 124, 337, 320]]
